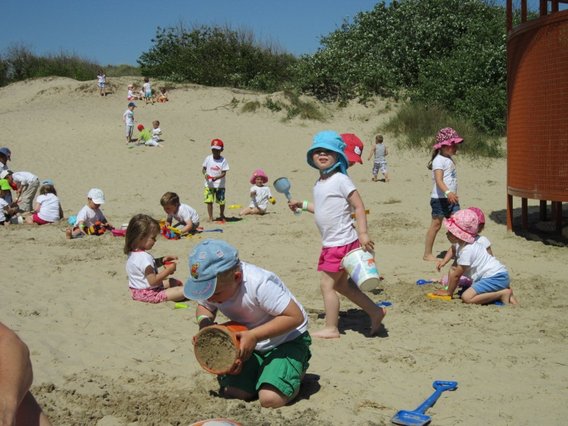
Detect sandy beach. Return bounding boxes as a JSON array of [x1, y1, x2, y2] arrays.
[[1, 76, 567, 425]]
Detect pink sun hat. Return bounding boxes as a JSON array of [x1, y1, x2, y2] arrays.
[[433, 127, 464, 150], [443, 209, 478, 243], [467, 207, 485, 225], [249, 168, 268, 184]]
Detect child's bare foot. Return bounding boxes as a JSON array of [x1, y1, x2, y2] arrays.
[[372, 177, 378, 182], [369, 307, 386, 336], [312, 326, 341, 339], [503, 288, 519, 305], [423, 254, 438, 261], [65, 228, 72, 239]]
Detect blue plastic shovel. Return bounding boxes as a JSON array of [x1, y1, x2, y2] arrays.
[[273, 177, 301, 215], [391, 380, 458, 426], [416, 279, 434, 285]]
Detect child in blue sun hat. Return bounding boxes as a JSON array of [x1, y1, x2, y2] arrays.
[[184, 239, 311, 408], [288, 131, 385, 339]]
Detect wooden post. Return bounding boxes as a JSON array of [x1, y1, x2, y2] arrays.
[[507, 194, 514, 231], [521, 197, 528, 229], [539, 200, 547, 220]]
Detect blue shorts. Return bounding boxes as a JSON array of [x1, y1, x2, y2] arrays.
[[430, 198, 460, 218], [472, 271, 510, 294]]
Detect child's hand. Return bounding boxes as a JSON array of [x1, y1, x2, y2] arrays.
[[236, 330, 257, 361], [434, 289, 452, 296], [163, 255, 178, 264], [287, 199, 300, 212], [164, 262, 177, 274], [447, 192, 459, 205], [359, 232, 374, 252], [436, 260, 445, 272]]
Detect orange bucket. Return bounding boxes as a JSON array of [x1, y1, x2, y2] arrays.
[[194, 321, 247, 375]]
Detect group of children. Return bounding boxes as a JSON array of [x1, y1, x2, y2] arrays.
[[126, 77, 169, 104]]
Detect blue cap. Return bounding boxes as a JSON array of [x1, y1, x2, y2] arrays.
[[184, 239, 240, 300], [128, 102, 136, 107], [0, 147, 11, 159], [307, 131, 348, 175]]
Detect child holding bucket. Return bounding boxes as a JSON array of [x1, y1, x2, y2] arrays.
[[424, 127, 463, 261], [239, 169, 275, 216], [288, 131, 385, 339], [184, 239, 311, 408], [434, 209, 518, 305], [124, 214, 185, 303]]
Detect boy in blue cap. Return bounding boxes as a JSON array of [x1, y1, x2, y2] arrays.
[[184, 239, 311, 408], [288, 130, 385, 339]]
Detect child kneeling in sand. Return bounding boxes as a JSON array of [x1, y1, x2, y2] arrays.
[[240, 169, 275, 216], [124, 214, 185, 303], [434, 209, 518, 305], [66, 188, 113, 239], [185, 239, 311, 408]]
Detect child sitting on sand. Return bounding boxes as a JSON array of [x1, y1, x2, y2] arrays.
[[0, 179, 19, 225], [25, 181, 63, 225], [124, 214, 185, 303], [160, 192, 200, 235], [288, 131, 385, 339], [184, 239, 311, 408], [66, 188, 113, 239], [434, 209, 518, 305], [240, 169, 275, 216], [127, 84, 140, 101], [156, 87, 169, 103]]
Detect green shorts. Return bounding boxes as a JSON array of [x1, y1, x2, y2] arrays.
[[218, 332, 311, 398], [203, 187, 226, 205]]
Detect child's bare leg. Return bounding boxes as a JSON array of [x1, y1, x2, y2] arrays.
[[423, 217, 442, 261], [334, 273, 385, 336], [206, 203, 214, 221], [219, 203, 226, 220], [164, 286, 185, 302], [221, 386, 255, 401], [25, 215, 34, 225], [258, 384, 294, 408], [461, 287, 515, 305], [509, 288, 519, 305], [312, 271, 341, 339]]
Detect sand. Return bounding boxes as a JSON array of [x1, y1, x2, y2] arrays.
[[1, 76, 567, 425]]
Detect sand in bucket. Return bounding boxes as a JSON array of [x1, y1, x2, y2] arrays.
[[341, 248, 380, 291], [194, 322, 246, 375]]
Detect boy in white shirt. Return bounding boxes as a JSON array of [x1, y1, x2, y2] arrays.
[[184, 239, 311, 408], [160, 192, 199, 235], [202, 138, 230, 222], [123, 102, 136, 143]]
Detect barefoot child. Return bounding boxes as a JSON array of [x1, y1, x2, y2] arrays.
[[184, 239, 311, 408], [25, 182, 63, 225], [202, 138, 229, 221], [289, 131, 385, 338], [240, 169, 275, 216], [124, 214, 185, 303], [434, 209, 517, 305], [367, 134, 389, 182], [160, 191, 200, 235]]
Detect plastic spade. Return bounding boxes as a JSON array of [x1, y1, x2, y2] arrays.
[[391, 380, 458, 426], [273, 177, 301, 215], [416, 279, 434, 285]]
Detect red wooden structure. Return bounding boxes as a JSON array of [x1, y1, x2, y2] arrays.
[[506, 0, 568, 233]]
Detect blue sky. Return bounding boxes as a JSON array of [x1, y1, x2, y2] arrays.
[[1, 0, 379, 66]]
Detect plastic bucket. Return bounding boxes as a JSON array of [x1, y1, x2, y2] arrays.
[[194, 321, 247, 375], [341, 248, 380, 291], [189, 419, 242, 426]]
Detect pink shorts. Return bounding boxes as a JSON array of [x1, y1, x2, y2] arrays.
[[130, 287, 168, 303], [317, 239, 360, 273], [32, 213, 50, 225]]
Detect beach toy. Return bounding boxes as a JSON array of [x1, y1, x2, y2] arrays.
[[391, 380, 458, 426], [341, 248, 380, 291], [194, 321, 247, 375], [426, 292, 452, 301], [375, 301, 392, 308], [228, 204, 241, 209], [416, 279, 434, 285], [174, 302, 188, 309], [67, 215, 77, 226], [350, 209, 370, 219], [269, 196, 276, 205], [111, 229, 126, 237], [189, 419, 242, 426], [273, 177, 301, 215]]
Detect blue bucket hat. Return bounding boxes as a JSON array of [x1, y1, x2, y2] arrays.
[[184, 239, 240, 301], [307, 131, 348, 175]]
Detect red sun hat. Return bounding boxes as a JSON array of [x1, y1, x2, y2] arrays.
[[433, 127, 463, 150], [211, 138, 224, 150], [340, 133, 364, 165]]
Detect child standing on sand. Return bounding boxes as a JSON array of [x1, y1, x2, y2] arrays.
[[123, 102, 136, 143], [97, 69, 106, 96], [423, 127, 463, 261], [367, 134, 389, 182], [240, 169, 275, 216], [142, 77, 153, 104], [288, 131, 385, 339], [434, 209, 518, 305], [184, 239, 311, 408], [202, 138, 229, 222], [124, 214, 185, 303]]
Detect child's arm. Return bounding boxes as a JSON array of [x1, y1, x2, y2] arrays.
[[436, 264, 467, 296], [210, 171, 226, 182], [367, 144, 376, 161], [384, 146, 388, 156], [436, 245, 456, 271], [348, 190, 374, 251], [434, 169, 458, 204], [237, 299, 304, 362], [144, 261, 176, 287], [288, 198, 313, 213], [195, 304, 217, 330], [178, 221, 197, 235]]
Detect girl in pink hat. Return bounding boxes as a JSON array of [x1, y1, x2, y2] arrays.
[[434, 209, 518, 305], [240, 169, 275, 216], [424, 127, 463, 261]]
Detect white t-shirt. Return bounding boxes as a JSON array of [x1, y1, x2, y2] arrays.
[[313, 172, 358, 247], [0, 162, 8, 173], [431, 154, 457, 199], [123, 109, 134, 126], [13, 171, 38, 185], [248, 185, 272, 210], [75, 205, 107, 227], [97, 74, 106, 85], [0, 198, 8, 222], [169, 203, 199, 226], [36, 193, 61, 222], [199, 262, 308, 353], [126, 251, 157, 290], [475, 235, 491, 250], [152, 127, 162, 142], [456, 241, 507, 281], [143, 82, 151, 95], [202, 155, 229, 189]]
